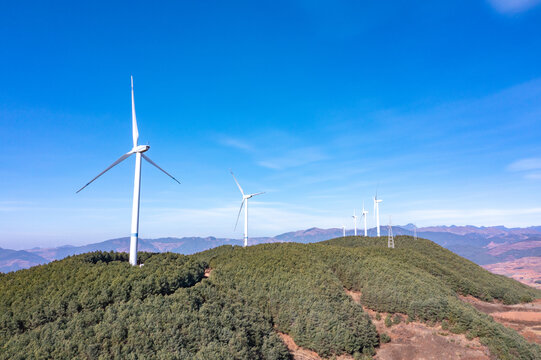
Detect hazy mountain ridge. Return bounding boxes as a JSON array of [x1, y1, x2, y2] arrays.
[[2, 225, 541, 273]]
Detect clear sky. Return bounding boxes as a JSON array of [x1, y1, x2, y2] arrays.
[[1, 1, 541, 249]]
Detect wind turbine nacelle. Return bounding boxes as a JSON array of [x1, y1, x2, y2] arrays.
[[132, 145, 150, 153]]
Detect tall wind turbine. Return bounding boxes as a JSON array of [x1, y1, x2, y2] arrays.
[[342, 225, 346, 237], [77, 76, 180, 266], [374, 192, 383, 237], [231, 170, 264, 247], [361, 201, 368, 236], [352, 209, 358, 236]]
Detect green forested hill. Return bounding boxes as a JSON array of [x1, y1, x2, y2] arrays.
[[1, 236, 540, 359]]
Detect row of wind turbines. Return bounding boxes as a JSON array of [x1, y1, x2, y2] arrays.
[[76, 77, 267, 266], [347, 193, 383, 238], [76, 77, 394, 266]]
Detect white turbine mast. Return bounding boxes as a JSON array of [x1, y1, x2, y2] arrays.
[[231, 170, 265, 247], [77, 76, 180, 266], [352, 209, 358, 236], [374, 191, 383, 237], [388, 216, 394, 248], [361, 201, 368, 237], [342, 225, 346, 237]]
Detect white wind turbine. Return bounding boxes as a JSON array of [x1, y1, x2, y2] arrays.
[[374, 192, 383, 237], [352, 209, 358, 236], [361, 201, 368, 236], [231, 170, 265, 247], [342, 225, 346, 237], [77, 76, 180, 266]]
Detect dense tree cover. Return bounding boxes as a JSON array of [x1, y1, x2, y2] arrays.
[[322, 236, 539, 303], [1, 236, 540, 359], [207, 245, 379, 357], [0, 251, 289, 359]]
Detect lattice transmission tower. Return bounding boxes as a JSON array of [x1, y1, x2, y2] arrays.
[[388, 217, 394, 248]]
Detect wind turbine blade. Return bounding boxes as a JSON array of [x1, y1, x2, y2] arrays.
[[141, 154, 180, 184], [234, 199, 245, 231], [131, 76, 139, 148], [230, 170, 244, 195], [76, 152, 132, 193], [249, 191, 265, 197]]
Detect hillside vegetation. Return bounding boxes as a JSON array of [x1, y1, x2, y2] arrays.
[[1, 236, 540, 359]]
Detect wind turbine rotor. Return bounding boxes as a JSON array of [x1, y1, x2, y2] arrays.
[[234, 199, 245, 231], [76, 152, 133, 193], [230, 170, 245, 196], [141, 154, 180, 184], [131, 76, 139, 148], [248, 191, 265, 198]]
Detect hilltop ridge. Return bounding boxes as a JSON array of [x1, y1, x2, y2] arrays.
[[1, 235, 540, 359]]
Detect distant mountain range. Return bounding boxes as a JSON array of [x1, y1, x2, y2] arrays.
[[2, 224, 541, 274]]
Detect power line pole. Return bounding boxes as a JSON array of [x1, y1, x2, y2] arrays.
[[388, 216, 394, 249]]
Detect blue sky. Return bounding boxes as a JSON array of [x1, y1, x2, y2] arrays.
[[1, 1, 541, 249]]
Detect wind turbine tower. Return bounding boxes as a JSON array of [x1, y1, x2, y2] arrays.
[[352, 209, 358, 236], [361, 201, 368, 236], [342, 225, 346, 237], [388, 216, 395, 249], [374, 193, 383, 237], [231, 170, 265, 247], [77, 76, 180, 266]]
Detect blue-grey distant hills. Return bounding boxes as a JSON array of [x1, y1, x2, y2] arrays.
[[2, 224, 541, 273]]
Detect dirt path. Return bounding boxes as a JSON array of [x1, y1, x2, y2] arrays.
[[276, 332, 354, 360], [345, 289, 491, 360], [460, 295, 541, 344]]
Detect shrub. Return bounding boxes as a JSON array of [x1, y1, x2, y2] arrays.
[[385, 314, 393, 328]]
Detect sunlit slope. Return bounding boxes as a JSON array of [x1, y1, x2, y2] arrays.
[[1, 236, 540, 359], [0, 252, 289, 359], [321, 235, 540, 303]]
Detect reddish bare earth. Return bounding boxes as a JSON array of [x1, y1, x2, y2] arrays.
[[276, 332, 354, 360], [203, 268, 212, 278], [345, 290, 492, 360], [460, 296, 541, 344], [482, 257, 541, 290], [485, 241, 541, 256]]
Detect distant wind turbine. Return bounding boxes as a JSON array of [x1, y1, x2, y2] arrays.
[[361, 201, 368, 236], [374, 192, 383, 237], [76, 76, 180, 266], [231, 170, 265, 247], [352, 209, 358, 236]]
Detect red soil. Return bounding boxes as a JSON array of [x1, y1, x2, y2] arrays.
[[276, 332, 354, 360], [486, 241, 541, 256], [460, 296, 541, 344], [482, 257, 541, 290], [345, 290, 491, 360]]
